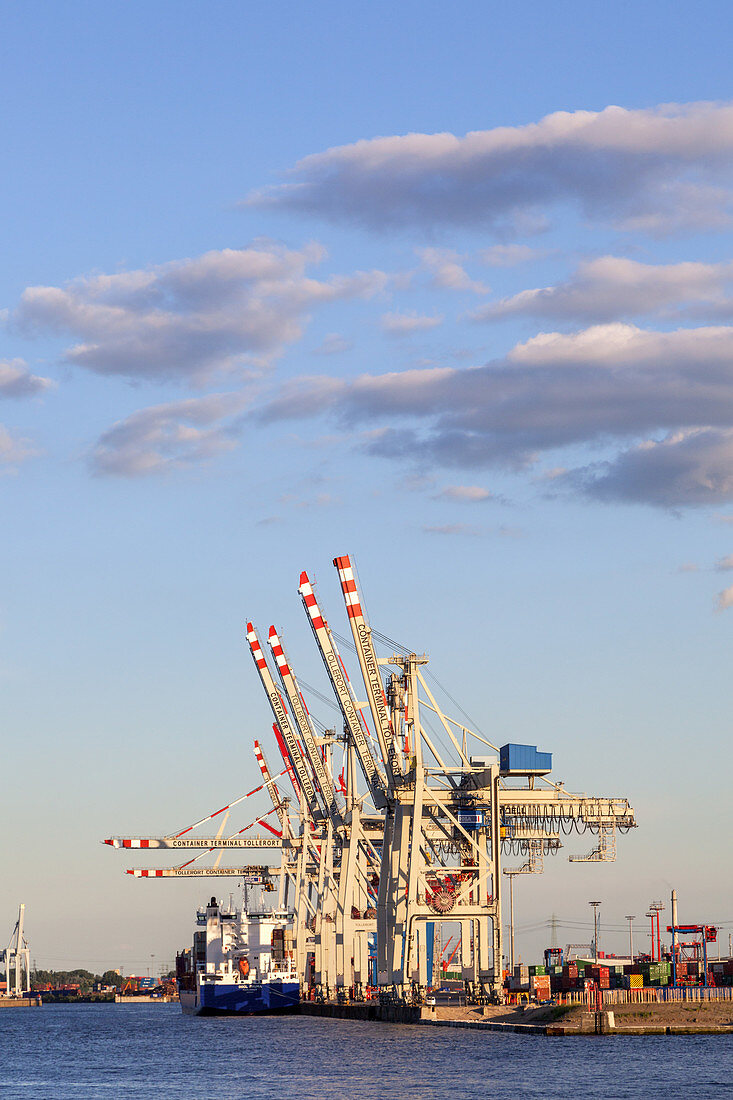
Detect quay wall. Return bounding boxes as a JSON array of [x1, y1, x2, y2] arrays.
[[299, 1000, 733, 1036]]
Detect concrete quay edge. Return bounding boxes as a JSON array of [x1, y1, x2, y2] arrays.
[[298, 1001, 733, 1036]]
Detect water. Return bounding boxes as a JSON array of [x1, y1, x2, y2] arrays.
[[0, 1004, 731, 1099]]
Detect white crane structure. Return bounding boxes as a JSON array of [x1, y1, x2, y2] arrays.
[[2, 904, 31, 998], [104, 554, 637, 1004]]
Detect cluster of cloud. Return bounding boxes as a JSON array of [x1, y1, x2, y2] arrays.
[[13, 242, 387, 385], [473, 256, 733, 323], [260, 322, 733, 507], [90, 393, 250, 476], [248, 101, 733, 236], [11, 98, 733, 526]]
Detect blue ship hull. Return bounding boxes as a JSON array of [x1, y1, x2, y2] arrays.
[[181, 980, 300, 1016]]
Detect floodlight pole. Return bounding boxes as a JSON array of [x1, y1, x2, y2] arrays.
[[589, 901, 601, 962], [625, 915, 635, 962]]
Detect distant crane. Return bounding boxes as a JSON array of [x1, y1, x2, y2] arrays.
[[2, 905, 30, 997]]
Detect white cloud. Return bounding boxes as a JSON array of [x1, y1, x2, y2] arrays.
[[506, 321, 733, 369], [381, 311, 444, 336], [480, 244, 541, 267], [434, 485, 493, 502], [473, 257, 733, 324], [715, 584, 733, 611], [715, 553, 733, 570], [248, 101, 733, 236], [278, 491, 340, 510], [537, 466, 568, 481], [14, 242, 387, 385], [313, 333, 351, 355], [417, 248, 490, 294], [0, 424, 38, 467], [576, 428, 733, 506], [90, 393, 250, 477], [423, 523, 480, 536], [0, 359, 53, 398]]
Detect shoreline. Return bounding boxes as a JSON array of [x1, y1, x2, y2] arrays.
[[299, 1000, 733, 1036]]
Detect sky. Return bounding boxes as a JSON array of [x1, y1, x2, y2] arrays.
[[2, 0, 733, 975]]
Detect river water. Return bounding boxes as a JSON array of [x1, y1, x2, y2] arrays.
[[0, 1004, 730, 1099]]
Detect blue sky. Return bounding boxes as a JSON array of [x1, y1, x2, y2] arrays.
[[2, 0, 733, 972]]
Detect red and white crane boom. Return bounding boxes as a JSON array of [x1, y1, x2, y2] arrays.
[[246, 622, 323, 823], [254, 737, 292, 837], [332, 555, 403, 788], [268, 626, 343, 829], [127, 866, 278, 879], [299, 570, 388, 809]]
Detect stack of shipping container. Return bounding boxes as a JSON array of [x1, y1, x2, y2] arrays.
[[505, 954, 731, 997]]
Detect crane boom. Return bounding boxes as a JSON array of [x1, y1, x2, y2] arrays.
[[268, 627, 343, 829], [246, 623, 323, 822], [254, 738, 291, 837], [299, 570, 387, 809], [272, 723, 301, 803], [127, 866, 278, 878], [105, 836, 283, 848], [332, 555, 403, 787]]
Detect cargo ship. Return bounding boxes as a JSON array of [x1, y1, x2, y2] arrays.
[[176, 895, 299, 1015]]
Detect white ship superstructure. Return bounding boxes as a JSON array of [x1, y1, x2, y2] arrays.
[[178, 894, 299, 1015]]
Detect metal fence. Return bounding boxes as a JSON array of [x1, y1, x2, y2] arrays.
[[600, 987, 733, 1005]]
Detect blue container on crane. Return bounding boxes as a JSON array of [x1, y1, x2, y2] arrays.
[[499, 743, 552, 776]]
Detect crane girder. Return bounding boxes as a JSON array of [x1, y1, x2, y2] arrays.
[[126, 866, 281, 878], [104, 836, 286, 849], [499, 791, 635, 828]]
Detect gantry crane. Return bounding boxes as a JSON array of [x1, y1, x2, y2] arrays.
[[2, 904, 30, 997], [104, 553, 637, 1005]]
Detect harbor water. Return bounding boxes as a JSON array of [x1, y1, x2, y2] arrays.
[[0, 1003, 731, 1099]]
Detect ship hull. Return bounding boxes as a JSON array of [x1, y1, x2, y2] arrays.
[[180, 980, 300, 1016]]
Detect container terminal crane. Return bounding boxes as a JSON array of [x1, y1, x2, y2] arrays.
[[104, 555, 636, 1004]]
